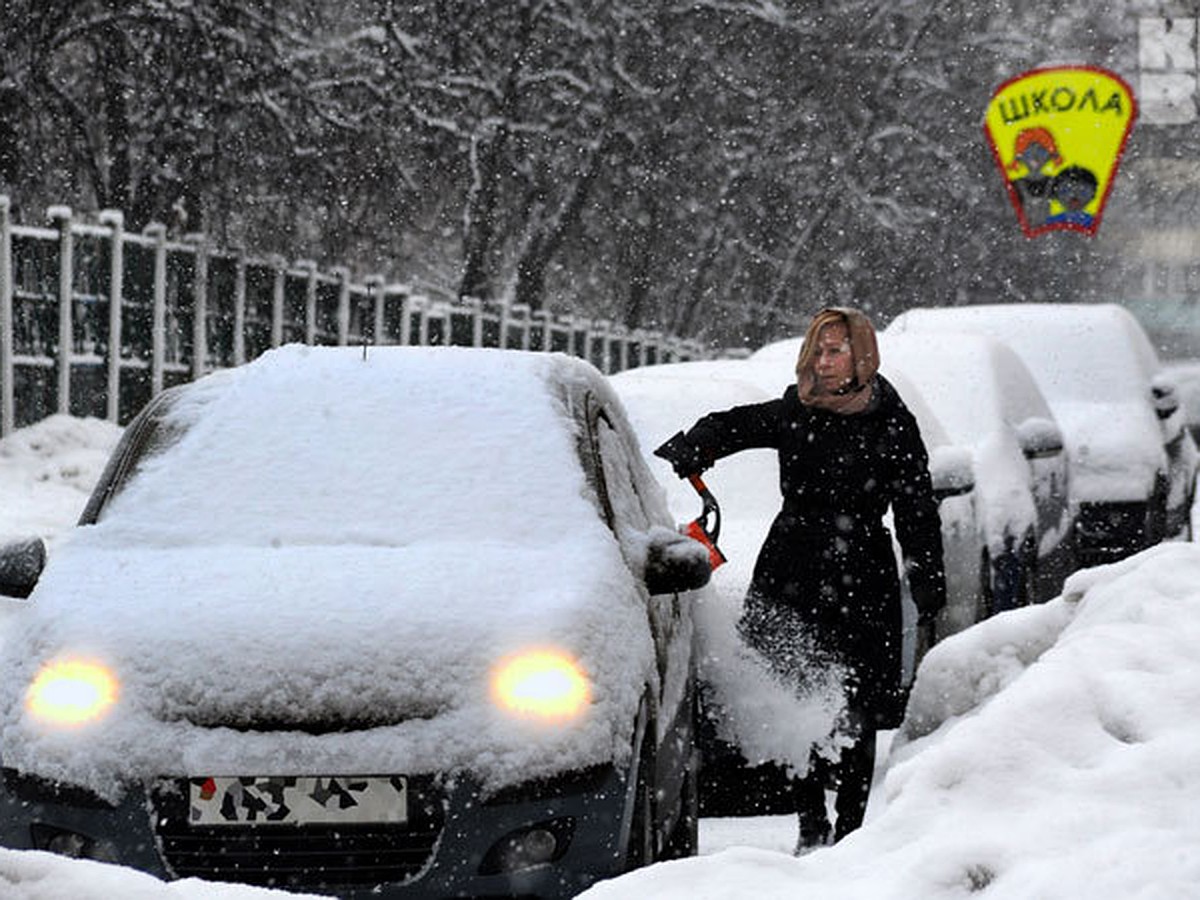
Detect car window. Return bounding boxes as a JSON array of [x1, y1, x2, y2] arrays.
[[78, 389, 190, 525], [595, 416, 653, 537]]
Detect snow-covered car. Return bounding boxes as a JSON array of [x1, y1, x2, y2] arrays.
[[879, 332, 1074, 611], [0, 346, 712, 898], [888, 303, 1199, 564]]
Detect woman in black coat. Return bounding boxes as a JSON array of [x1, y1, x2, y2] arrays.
[[655, 307, 946, 848]]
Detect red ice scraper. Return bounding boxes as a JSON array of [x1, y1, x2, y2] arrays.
[[683, 473, 727, 570]]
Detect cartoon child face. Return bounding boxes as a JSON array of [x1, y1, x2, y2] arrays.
[[1053, 167, 1098, 211], [1017, 141, 1053, 174]]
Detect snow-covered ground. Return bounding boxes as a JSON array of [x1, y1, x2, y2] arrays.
[[2, 411, 1200, 898]]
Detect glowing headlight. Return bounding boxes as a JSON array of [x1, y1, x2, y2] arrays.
[[26, 659, 119, 727], [491, 649, 591, 721]]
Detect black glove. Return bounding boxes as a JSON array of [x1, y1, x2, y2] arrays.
[[654, 431, 708, 479]]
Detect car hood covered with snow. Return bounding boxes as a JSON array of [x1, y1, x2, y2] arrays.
[[0, 345, 657, 802]]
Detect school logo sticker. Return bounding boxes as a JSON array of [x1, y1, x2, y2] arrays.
[[984, 66, 1137, 238]]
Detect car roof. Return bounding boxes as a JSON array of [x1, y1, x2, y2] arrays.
[[879, 331, 1055, 443], [887, 303, 1163, 404], [88, 345, 625, 548]]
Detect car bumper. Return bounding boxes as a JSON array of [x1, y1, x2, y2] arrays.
[[0, 764, 632, 898]]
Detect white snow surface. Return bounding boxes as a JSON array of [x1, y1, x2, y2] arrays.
[[0, 415, 123, 547], [0, 346, 656, 804], [584, 540, 1200, 899], [0, 849, 321, 899]]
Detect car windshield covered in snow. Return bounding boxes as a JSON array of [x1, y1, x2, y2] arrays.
[[85, 346, 597, 548]]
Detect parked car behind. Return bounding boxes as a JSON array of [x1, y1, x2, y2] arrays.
[[878, 331, 1074, 610], [888, 303, 1198, 563], [0, 345, 711, 898]]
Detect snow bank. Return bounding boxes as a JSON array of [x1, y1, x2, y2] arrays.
[[0, 848, 316, 899], [0, 415, 122, 546], [582, 541, 1200, 898]]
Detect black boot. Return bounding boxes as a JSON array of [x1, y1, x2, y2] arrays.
[[832, 726, 876, 841], [792, 769, 831, 854]]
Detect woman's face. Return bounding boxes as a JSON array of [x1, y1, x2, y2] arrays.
[[814, 322, 855, 393]]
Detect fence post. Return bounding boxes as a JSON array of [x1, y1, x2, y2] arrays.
[[48, 206, 74, 415], [0, 196, 11, 437], [98, 209, 124, 423], [142, 222, 167, 398], [399, 291, 416, 346], [232, 248, 247, 366], [297, 259, 317, 345], [365, 274, 385, 344], [332, 266, 350, 346], [470, 297, 484, 347], [186, 233, 208, 380], [269, 255, 286, 348]]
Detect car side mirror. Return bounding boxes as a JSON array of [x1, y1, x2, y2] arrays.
[[1151, 375, 1180, 421], [929, 446, 974, 502], [0, 537, 47, 599], [1017, 416, 1065, 459], [644, 530, 712, 595]]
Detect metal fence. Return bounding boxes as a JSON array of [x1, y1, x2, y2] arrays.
[[0, 198, 707, 435]]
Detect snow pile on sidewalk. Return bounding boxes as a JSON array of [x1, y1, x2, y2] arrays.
[[0, 415, 122, 546], [0, 848, 319, 899], [582, 541, 1200, 899]]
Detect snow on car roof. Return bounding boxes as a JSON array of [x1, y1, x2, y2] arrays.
[[887, 303, 1162, 404], [886, 304, 1168, 501], [0, 346, 658, 800], [878, 332, 1054, 445], [98, 344, 607, 547]]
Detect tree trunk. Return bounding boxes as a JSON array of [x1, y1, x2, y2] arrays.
[[514, 137, 609, 313]]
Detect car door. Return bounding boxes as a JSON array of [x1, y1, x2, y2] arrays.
[[590, 405, 690, 710], [1002, 383, 1072, 595], [581, 394, 696, 852]]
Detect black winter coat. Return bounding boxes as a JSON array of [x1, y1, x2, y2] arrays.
[[673, 375, 945, 727]]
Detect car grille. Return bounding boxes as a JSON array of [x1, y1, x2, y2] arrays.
[[150, 776, 444, 889]]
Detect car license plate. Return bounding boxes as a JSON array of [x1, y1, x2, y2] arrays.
[[189, 776, 408, 826]]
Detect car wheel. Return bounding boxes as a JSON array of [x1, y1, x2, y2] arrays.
[[625, 718, 657, 870]]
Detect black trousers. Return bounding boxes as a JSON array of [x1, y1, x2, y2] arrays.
[[795, 723, 877, 844]]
